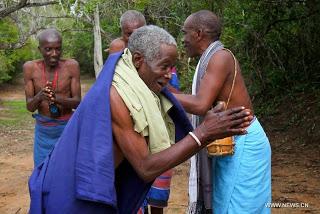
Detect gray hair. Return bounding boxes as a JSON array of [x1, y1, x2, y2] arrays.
[[120, 10, 146, 28], [128, 25, 177, 62]]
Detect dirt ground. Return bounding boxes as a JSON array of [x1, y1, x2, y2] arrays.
[[0, 77, 319, 214]]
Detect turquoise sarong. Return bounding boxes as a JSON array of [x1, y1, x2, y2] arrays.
[[33, 114, 69, 167], [213, 118, 271, 214]]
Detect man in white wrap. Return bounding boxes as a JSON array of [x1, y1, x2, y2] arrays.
[[174, 10, 271, 214]]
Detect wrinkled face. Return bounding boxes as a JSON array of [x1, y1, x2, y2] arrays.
[[38, 37, 62, 67], [121, 21, 145, 44], [182, 16, 200, 57], [138, 44, 178, 94]]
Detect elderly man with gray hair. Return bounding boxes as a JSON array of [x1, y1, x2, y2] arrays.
[[28, 25, 252, 214], [108, 10, 146, 54]]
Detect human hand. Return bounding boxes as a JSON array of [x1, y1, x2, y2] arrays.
[[215, 101, 253, 130], [40, 81, 55, 102], [194, 103, 253, 144]]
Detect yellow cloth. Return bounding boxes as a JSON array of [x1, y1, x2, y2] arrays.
[[112, 48, 175, 154]]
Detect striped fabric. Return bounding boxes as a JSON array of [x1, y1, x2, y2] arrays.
[[146, 169, 173, 208]]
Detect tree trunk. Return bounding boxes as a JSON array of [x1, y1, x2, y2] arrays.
[[93, 5, 103, 78]]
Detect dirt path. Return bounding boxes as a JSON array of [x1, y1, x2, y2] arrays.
[[0, 78, 319, 214]]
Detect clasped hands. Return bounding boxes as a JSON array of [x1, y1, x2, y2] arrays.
[[196, 102, 253, 144], [41, 81, 56, 104]]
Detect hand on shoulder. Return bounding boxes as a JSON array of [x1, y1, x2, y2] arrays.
[[109, 38, 126, 54]]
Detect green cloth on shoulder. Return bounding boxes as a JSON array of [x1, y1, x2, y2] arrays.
[[112, 48, 175, 154]]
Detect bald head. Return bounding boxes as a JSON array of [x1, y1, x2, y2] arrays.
[[187, 10, 221, 41], [37, 28, 62, 46], [37, 28, 62, 67]]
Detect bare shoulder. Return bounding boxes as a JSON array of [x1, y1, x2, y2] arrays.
[[23, 59, 41, 69], [110, 86, 131, 125], [23, 61, 33, 78], [23, 60, 41, 75], [109, 38, 126, 53], [62, 58, 80, 67], [61, 59, 80, 75], [23, 61, 33, 70], [206, 49, 235, 73], [210, 49, 234, 65], [110, 85, 123, 108]]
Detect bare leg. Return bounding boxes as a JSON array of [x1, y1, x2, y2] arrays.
[[150, 206, 163, 214]]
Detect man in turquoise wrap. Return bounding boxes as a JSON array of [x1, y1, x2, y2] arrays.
[[28, 25, 253, 214], [174, 10, 271, 213]]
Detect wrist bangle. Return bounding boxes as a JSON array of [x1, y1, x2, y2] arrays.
[[188, 132, 201, 147]]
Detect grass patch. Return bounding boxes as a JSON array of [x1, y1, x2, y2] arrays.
[[0, 100, 33, 127]]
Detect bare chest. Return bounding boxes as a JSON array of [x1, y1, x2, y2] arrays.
[[32, 64, 72, 95]]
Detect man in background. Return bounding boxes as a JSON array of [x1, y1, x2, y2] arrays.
[[23, 28, 81, 167], [108, 10, 146, 54]]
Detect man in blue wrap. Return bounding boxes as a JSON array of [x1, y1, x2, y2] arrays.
[[28, 25, 253, 214], [23, 28, 81, 167], [174, 10, 271, 213]]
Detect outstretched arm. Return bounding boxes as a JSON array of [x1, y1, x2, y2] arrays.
[[110, 86, 252, 182], [174, 50, 232, 115]]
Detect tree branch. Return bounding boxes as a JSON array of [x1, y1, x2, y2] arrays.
[[0, 0, 59, 19], [23, 10, 73, 19], [0, 26, 45, 49], [61, 28, 92, 33], [25, 1, 58, 8], [0, 10, 46, 50]]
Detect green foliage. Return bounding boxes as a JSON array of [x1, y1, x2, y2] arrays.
[[232, 1, 318, 94], [0, 18, 19, 44], [65, 30, 94, 74], [201, 0, 320, 117], [0, 18, 18, 83], [1, 42, 39, 83], [55, 18, 95, 74], [0, 18, 38, 83], [0, 53, 14, 83], [177, 58, 196, 93]]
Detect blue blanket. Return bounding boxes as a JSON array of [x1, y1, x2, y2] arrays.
[[28, 51, 193, 214], [32, 114, 68, 167]]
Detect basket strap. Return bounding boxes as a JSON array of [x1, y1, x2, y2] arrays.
[[223, 48, 237, 109]]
